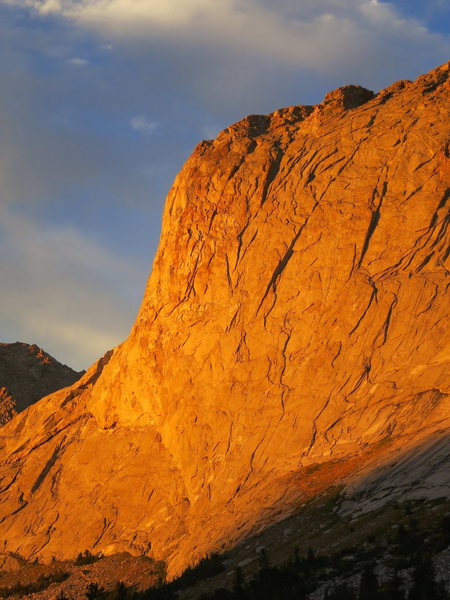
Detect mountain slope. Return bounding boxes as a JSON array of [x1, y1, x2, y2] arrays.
[[0, 62, 448, 577], [0, 342, 83, 425]]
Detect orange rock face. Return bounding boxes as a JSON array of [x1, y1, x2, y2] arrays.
[[0, 342, 83, 425], [0, 63, 449, 577]]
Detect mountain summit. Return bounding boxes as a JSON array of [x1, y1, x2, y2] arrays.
[[0, 342, 82, 425], [0, 62, 448, 577]]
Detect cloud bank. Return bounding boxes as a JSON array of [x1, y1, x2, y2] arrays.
[[4, 0, 448, 72]]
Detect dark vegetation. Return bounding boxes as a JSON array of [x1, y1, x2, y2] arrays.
[[3, 505, 449, 599], [0, 570, 69, 598], [50, 509, 450, 600], [173, 553, 225, 589], [50, 554, 224, 600], [194, 542, 450, 600], [75, 550, 103, 566]]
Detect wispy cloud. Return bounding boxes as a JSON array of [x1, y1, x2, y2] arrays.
[[130, 115, 158, 134], [67, 57, 89, 66]]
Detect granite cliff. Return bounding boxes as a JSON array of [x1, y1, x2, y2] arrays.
[[0, 62, 448, 578], [0, 342, 82, 426]]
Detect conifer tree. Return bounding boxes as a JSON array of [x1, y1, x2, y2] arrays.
[[258, 548, 270, 571], [85, 582, 106, 600], [358, 564, 378, 600], [232, 567, 244, 597], [409, 555, 438, 600], [382, 571, 405, 600]]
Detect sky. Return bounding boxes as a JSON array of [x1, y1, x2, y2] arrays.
[[0, 0, 449, 371]]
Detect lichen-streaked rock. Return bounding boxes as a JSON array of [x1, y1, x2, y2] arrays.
[[0, 342, 83, 425], [0, 62, 449, 577]]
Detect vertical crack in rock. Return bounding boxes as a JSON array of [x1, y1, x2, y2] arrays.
[[31, 437, 66, 494], [226, 140, 257, 182], [279, 319, 293, 414], [378, 293, 398, 346], [259, 146, 284, 207], [207, 208, 218, 232], [256, 202, 319, 320], [242, 433, 268, 488], [238, 228, 259, 266], [347, 360, 372, 397], [357, 180, 388, 269], [225, 254, 233, 290], [348, 278, 379, 336], [93, 517, 111, 548], [225, 422, 233, 457], [357, 207, 381, 267], [305, 391, 334, 456], [234, 220, 251, 270], [183, 241, 205, 300]]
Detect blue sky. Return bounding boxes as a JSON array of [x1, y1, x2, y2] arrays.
[[0, 0, 449, 370]]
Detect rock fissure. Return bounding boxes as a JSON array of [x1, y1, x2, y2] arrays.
[[259, 147, 284, 207], [30, 439, 65, 495], [256, 202, 319, 318], [357, 180, 388, 268]]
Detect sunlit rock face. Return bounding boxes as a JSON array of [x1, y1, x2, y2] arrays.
[[0, 342, 82, 425], [0, 63, 448, 577]]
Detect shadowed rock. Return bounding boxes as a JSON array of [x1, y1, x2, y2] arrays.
[[0, 342, 83, 425]]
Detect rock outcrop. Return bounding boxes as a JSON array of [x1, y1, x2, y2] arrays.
[[0, 62, 448, 577], [0, 342, 83, 425]]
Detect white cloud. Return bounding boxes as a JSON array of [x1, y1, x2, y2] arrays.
[[35, 0, 63, 14], [4, 0, 445, 134], [1, 0, 447, 80], [130, 115, 158, 134], [0, 0, 450, 88], [67, 57, 89, 66], [5, 0, 218, 24]]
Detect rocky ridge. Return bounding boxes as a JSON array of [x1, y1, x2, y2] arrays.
[[0, 342, 83, 425], [0, 62, 448, 578]]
